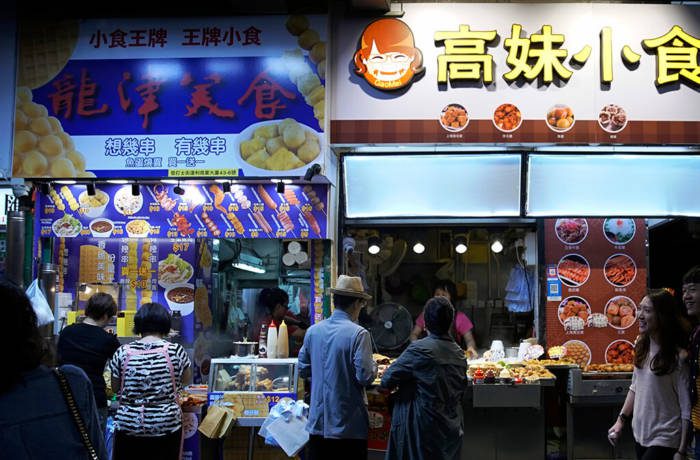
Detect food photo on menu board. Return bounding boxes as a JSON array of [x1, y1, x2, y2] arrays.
[[38, 183, 328, 239], [544, 218, 646, 364]]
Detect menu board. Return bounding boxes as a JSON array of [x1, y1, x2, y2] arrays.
[[54, 236, 209, 344], [38, 183, 328, 239], [544, 218, 647, 365]]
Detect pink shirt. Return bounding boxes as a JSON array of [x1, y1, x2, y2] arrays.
[[415, 311, 474, 345]]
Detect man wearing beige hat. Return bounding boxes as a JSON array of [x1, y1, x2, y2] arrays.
[[298, 275, 377, 460]]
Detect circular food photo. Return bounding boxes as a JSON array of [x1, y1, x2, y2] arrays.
[[125, 219, 151, 238], [603, 218, 636, 245], [598, 104, 628, 133], [158, 253, 194, 288], [554, 218, 588, 245], [605, 339, 635, 364], [78, 189, 109, 218], [546, 104, 575, 132], [439, 104, 469, 132], [605, 296, 637, 330], [604, 253, 637, 287], [562, 339, 592, 368], [89, 218, 113, 238], [165, 283, 195, 316], [492, 103, 522, 133], [114, 186, 143, 216], [52, 214, 82, 237], [558, 296, 591, 326], [238, 119, 323, 173], [557, 254, 591, 287]]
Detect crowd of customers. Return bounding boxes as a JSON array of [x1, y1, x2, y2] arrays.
[[4, 265, 700, 460]]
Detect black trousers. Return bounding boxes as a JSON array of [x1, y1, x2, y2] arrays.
[[308, 434, 367, 460], [113, 428, 181, 460], [634, 442, 676, 460]]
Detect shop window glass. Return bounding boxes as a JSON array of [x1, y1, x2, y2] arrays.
[[344, 154, 522, 218], [527, 154, 700, 216]]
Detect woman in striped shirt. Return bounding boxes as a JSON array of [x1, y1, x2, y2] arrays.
[[110, 303, 192, 460]]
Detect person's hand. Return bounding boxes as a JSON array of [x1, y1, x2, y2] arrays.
[[673, 451, 685, 460], [607, 420, 623, 446], [466, 347, 478, 360]]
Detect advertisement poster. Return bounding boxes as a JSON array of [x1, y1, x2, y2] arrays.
[[331, 4, 700, 145], [38, 182, 328, 239], [13, 15, 327, 178], [544, 218, 647, 365], [54, 236, 203, 343]]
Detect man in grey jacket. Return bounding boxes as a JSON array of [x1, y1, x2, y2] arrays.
[[298, 275, 376, 460]]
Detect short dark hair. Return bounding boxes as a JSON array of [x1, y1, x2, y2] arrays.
[[85, 292, 117, 320], [683, 266, 700, 285], [424, 296, 455, 336], [259, 288, 289, 314], [333, 293, 362, 311], [1, 278, 45, 394], [432, 279, 457, 301], [133, 302, 171, 336]]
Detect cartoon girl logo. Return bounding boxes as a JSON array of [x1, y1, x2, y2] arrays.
[[353, 18, 424, 91]]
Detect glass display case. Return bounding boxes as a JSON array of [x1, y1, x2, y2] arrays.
[[209, 357, 299, 394]]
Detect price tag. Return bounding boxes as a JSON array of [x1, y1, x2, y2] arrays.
[[196, 229, 207, 238], [202, 204, 213, 212], [300, 230, 309, 238], [228, 203, 239, 212], [78, 207, 88, 215], [250, 230, 259, 238], [253, 203, 264, 213], [129, 280, 148, 289], [178, 203, 189, 212], [41, 228, 52, 236], [279, 203, 290, 212], [172, 242, 190, 253], [276, 229, 287, 238], [149, 204, 161, 212], [301, 204, 312, 213], [167, 230, 178, 238], [224, 230, 236, 238], [113, 227, 124, 236]]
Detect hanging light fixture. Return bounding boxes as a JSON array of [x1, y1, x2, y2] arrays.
[[491, 239, 504, 253], [173, 182, 185, 196], [131, 182, 140, 196], [454, 235, 468, 254], [413, 241, 425, 254], [276, 181, 285, 193], [367, 236, 381, 255], [222, 181, 231, 193], [86, 182, 96, 196]]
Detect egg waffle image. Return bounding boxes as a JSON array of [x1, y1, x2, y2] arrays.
[[18, 19, 79, 90]]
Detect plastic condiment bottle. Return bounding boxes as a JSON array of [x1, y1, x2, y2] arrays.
[[258, 323, 268, 358], [266, 320, 278, 359], [277, 320, 289, 358]]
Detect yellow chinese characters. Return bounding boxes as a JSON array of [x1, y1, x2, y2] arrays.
[[434, 25, 497, 84], [643, 25, 700, 86], [504, 24, 573, 83]]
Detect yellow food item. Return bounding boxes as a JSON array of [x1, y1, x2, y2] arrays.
[[195, 285, 212, 328], [79, 189, 108, 207], [254, 124, 278, 139], [246, 149, 270, 169], [12, 87, 91, 178], [240, 138, 264, 160], [265, 148, 304, 170], [285, 15, 309, 36]]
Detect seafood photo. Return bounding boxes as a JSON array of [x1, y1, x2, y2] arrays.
[[604, 254, 636, 287], [557, 254, 590, 287]]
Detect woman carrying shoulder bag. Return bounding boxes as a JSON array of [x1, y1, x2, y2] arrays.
[[110, 303, 192, 460]]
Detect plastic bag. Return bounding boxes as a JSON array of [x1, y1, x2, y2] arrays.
[[258, 399, 309, 456], [26, 279, 54, 326]]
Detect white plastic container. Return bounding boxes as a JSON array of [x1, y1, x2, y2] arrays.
[[267, 321, 278, 359]]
